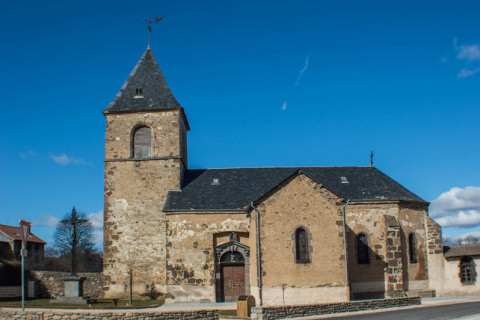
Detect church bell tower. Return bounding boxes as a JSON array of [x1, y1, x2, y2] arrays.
[[102, 47, 189, 297]]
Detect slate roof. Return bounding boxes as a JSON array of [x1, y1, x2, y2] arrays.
[[444, 245, 480, 258], [0, 224, 46, 244], [103, 47, 183, 114], [164, 166, 427, 212]]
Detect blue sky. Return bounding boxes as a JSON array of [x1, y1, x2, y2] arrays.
[[1, 0, 479, 246]]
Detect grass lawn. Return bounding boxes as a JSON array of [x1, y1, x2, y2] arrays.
[[0, 298, 165, 309]]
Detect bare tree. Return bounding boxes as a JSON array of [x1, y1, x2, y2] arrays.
[[463, 235, 479, 245], [53, 207, 96, 274], [442, 236, 454, 246], [443, 235, 480, 246]]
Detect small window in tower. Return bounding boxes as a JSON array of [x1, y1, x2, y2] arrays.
[[134, 87, 144, 98], [341, 176, 349, 184], [133, 126, 152, 159]]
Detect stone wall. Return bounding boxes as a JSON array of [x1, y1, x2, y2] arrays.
[[384, 215, 405, 298], [398, 204, 429, 290], [103, 110, 187, 298], [426, 217, 443, 255], [104, 110, 185, 160], [28, 271, 106, 298], [165, 212, 250, 303], [253, 173, 348, 305], [426, 216, 444, 295], [251, 297, 421, 320], [345, 202, 430, 299], [0, 310, 218, 320], [345, 203, 395, 299]]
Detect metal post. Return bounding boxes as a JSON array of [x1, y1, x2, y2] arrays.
[[129, 268, 133, 306], [250, 202, 262, 306], [342, 199, 350, 300], [21, 243, 25, 311]]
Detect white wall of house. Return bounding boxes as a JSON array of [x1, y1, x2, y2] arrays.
[[435, 256, 480, 296]]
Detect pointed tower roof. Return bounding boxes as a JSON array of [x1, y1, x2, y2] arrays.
[[104, 47, 183, 114]]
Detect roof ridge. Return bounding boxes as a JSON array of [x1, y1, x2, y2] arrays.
[[187, 166, 373, 170]]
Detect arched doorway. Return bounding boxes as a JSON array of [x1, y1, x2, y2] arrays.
[[220, 251, 245, 302], [215, 236, 250, 302]]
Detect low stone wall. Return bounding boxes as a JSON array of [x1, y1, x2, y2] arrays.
[[28, 271, 107, 298], [0, 286, 21, 298], [251, 297, 421, 320], [0, 310, 218, 320]]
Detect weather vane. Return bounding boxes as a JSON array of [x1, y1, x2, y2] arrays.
[[144, 16, 163, 47], [370, 151, 374, 167]]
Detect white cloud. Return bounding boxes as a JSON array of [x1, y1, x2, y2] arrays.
[[456, 231, 480, 240], [456, 44, 480, 61], [88, 210, 103, 245], [281, 101, 287, 111], [87, 211, 103, 230], [430, 186, 480, 228], [295, 54, 310, 86], [32, 214, 59, 228], [453, 39, 480, 78], [19, 151, 36, 159], [50, 153, 85, 166], [457, 67, 480, 78], [92, 229, 103, 245], [435, 211, 480, 228]]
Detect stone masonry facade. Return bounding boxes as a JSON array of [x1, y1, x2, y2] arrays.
[[426, 217, 443, 255], [101, 47, 438, 304], [253, 174, 348, 305], [384, 216, 405, 297], [103, 110, 188, 298]]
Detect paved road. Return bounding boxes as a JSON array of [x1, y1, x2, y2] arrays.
[[310, 301, 480, 320]]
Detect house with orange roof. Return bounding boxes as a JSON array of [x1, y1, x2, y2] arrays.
[[0, 224, 46, 264]]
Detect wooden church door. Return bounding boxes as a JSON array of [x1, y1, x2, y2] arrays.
[[220, 251, 246, 302]]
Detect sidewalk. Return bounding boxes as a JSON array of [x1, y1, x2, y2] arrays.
[[159, 301, 236, 312], [277, 296, 480, 320], [2, 297, 480, 318]]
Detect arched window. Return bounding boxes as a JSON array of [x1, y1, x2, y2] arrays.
[[408, 233, 418, 263], [356, 233, 370, 264], [133, 127, 152, 159], [295, 228, 310, 263], [460, 256, 476, 285]]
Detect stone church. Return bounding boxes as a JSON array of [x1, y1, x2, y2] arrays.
[[102, 47, 442, 305]]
